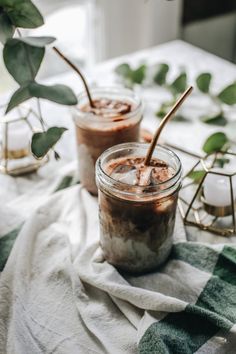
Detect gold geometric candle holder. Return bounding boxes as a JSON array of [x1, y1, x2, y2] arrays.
[[178, 151, 236, 237], [0, 107, 48, 176]]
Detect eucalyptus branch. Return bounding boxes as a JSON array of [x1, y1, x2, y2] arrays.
[[36, 99, 46, 131], [52, 46, 94, 108]]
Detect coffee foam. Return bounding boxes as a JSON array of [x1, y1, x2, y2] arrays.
[[81, 99, 133, 120], [106, 156, 174, 187]]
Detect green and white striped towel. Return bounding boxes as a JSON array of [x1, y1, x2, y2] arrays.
[[0, 162, 236, 353]]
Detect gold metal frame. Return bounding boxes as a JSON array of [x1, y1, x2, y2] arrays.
[[178, 151, 236, 237], [0, 107, 49, 176]]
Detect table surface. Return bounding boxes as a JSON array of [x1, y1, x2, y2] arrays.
[[1, 39, 236, 244]]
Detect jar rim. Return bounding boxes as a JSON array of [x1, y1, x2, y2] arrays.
[[73, 86, 143, 123], [96, 142, 182, 198]]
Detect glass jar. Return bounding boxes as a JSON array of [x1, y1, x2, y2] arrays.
[[96, 142, 182, 274], [72, 87, 142, 195]]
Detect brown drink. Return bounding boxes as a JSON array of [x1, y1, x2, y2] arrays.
[[72, 87, 142, 194], [96, 142, 182, 274]]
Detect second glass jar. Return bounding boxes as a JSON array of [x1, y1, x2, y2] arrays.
[[72, 87, 143, 194]]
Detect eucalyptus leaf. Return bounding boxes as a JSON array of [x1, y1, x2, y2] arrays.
[[0, 12, 14, 44], [172, 114, 190, 122], [115, 63, 146, 85], [196, 73, 212, 93], [215, 158, 230, 168], [115, 63, 131, 78], [31, 127, 67, 158], [200, 113, 227, 126], [170, 72, 187, 94], [153, 63, 169, 85], [6, 82, 78, 113], [156, 109, 166, 118], [17, 36, 56, 47], [3, 38, 44, 84], [202, 132, 228, 153], [187, 170, 206, 183], [131, 64, 146, 84], [218, 83, 236, 105], [1, 0, 44, 28], [29, 83, 78, 105], [6, 85, 31, 113]]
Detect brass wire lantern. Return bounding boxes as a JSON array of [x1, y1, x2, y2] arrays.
[[178, 150, 236, 237], [0, 106, 48, 176]]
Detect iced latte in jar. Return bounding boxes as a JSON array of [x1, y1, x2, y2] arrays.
[[72, 87, 142, 194], [96, 142, 182, 274]]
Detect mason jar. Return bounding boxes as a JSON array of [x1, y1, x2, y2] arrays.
[[72, 87, 142, 195], [96, 142, 182, 274]]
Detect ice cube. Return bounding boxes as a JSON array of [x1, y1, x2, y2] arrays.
[[111, 168, 137, 185], [112, 164, 136, 174]]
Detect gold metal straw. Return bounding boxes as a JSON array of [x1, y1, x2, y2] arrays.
[[144, 86, 193, 165]]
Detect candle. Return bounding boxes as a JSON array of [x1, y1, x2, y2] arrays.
[[2, 121, 31, 155], [204, 168, 236, 207]]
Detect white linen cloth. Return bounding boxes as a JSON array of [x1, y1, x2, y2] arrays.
[[1, 162, 236, 354]]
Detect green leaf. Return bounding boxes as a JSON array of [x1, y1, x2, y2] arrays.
[[202, 132, 229, 153], [196, 73, 212, 93], [200, 113, 228, 126], [218, 83, 236, 105], [31, 127, 67, 158], [17, 36, 56, 47], [215, 157, 230, 168], [3, 38, 44, 84], [6, 85, 31, 113], [29, 83, 78, 105], [187, 170, 206, 183], [172, 114, 190, 122], [6, 82, 78, 113], [153, 63, 169, 85], [131, 64, 146, 84], [115, 63, 146, 85], [115, 63, 131, 78], [0, 12, 14, 44], [2, 0, 44, 28], [170, 72, 187, 94]]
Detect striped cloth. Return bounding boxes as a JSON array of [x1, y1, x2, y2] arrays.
[[0, 162, 236, 353]]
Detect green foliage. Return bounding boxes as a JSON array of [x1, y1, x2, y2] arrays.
[[196, 73, 212, 93], [0, 1, 79, 159], [200, 113, 228, 126], [29, 83, 78, 105], [6, 83, 78, 113], [0, 12, 14, 44], [3, 38, 45, 84], [6, 85, 31, 113], [115, 63, 146, 86], [169, 72, 187, 95], [215, 157, 230, 168], [131, 64, 146, 84], [115, 63, 130, 77], [218, 84, 236, 105], [16, 36, 56, 47], [202, 132, 229, 153], [1, 0, 44, 28], [31, 127, 67, 158], [187, 170, 206, 183], [153, 63, 169, 85]]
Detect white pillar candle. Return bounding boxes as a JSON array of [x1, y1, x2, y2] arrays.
[[2, 121, 31, 151], [204, 168, 236, 207]]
